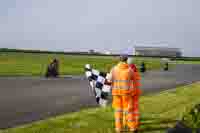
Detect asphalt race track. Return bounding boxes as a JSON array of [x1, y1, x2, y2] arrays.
[[0, 64, 200, 129]]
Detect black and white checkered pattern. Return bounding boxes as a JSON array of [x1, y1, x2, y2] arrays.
[[85, 64, 112, 106]]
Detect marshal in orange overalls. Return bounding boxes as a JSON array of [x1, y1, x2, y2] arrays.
[[110, 62, 139, 132], [129, 64, 141, 129]]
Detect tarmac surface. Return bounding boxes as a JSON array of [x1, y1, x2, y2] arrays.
[[0, 64, 200, 129]]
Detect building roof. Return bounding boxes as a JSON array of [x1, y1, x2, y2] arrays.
[[134, 46, 181, 52]]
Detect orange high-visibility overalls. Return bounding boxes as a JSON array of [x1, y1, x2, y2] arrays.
[[111, 62, 138, 131], [129, 64, 141, 129]]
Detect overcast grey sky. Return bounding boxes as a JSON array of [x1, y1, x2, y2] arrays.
[[0, 0, 200, 56]]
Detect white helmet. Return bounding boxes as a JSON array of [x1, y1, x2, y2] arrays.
[[127, 57, 133, 64], [85, 64, 91, 69]]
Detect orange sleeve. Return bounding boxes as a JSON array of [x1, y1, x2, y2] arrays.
[[129, 65, 142, 96]]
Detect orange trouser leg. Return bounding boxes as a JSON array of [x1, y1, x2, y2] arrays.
[[113, 96, 123, 130], [113, 94, 140, 130], [133, 95, 140, 127], [113, 95, 131, 130], [127, 95, 140, 130], [114, 110, 123, 130], [122, 95, 130, 128]]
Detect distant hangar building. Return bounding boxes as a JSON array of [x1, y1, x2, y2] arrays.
[[133, 46, 182, 57]]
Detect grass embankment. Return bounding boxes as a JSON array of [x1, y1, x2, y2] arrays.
[[175, 60, 200, 64], [0, 52, 163, 76], [172, 57, 200, 64], [1, 82, 200, 133]]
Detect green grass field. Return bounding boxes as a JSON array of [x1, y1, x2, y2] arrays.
[[0, 52, 164, 76], [1, 82, 200, 133]]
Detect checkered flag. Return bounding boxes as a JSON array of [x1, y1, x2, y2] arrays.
[[85, 64, 112, 107]]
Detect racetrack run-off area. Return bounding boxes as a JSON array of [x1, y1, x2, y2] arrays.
[[0, 64, 200, 129]]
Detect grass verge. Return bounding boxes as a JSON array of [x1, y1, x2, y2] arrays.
[[0, 52, 164, 76], [174, 60, 200, 64], [1, 82, 200, 133]]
